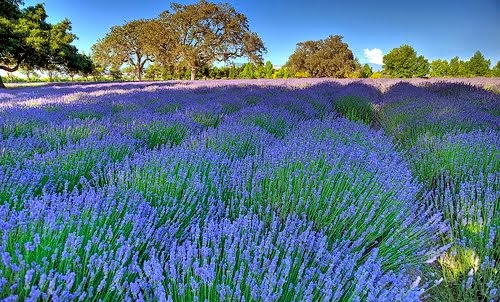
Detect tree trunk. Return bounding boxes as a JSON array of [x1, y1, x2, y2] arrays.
[[137, 66, 142, 81], [0, 75, 5, 89], [191, 67, 197, 81]]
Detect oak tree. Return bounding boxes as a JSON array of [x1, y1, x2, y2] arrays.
[[285, 35, 358, 78], [0, 1, 80, 87], [64, 50, 93, 81], [156, 0, 266, 80], [43, 19, 80, 81], [144, 63, 163, 81], [91, 19, 156, 81]]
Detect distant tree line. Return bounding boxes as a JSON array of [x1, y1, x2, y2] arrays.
[[139, 61, 289, 81], [2, 0, 500, 87], [381, 45, 499, 78], [428, 51, 499, 77]]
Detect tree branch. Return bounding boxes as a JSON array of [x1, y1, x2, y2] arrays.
[[0, 55, 24, 72], [127, 58, 137, 68]]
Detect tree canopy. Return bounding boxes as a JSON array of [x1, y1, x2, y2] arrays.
[[467, 51, 490, 77], [2, 1, 498, 84], [92, 0, 266, 81], [64, 50, 93, 80], [429, 59, 449, 77], [382, 45, 429, 78], [492, 61, 500, 77], [0, 1, 85, 87], [285, 35, 359, 78], [91, 19, 156, 81], [158, 0, 266, 80], [448, 56, 465, 77], [362, 64, 373, 78]]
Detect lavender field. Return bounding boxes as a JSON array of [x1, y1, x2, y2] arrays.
[[0, 78, 498, 301]]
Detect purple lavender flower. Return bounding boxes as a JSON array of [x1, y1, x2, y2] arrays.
[[2, 78, 498, 301]]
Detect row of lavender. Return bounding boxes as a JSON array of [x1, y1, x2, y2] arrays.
[[379, 80, 499, 301], [0, 78, 498, 301]]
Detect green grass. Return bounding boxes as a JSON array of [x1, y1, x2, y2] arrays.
[[40, 124, 108, 150], [309, 99, 331, 120], [245, 95, 262, 105], [487, 108, 500, 117], [221, 102, 244, 114], [378, 100, 478, 148], [0, 173, 48, 210], [380, 99, 499, 302], [0, 148, 15, 167], [111, 103, 138, 114], [426, 176, 499, 302]]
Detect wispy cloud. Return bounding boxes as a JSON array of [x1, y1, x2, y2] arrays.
[[363, 48, 384, 65]]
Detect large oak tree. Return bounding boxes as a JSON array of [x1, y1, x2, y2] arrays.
[[156, 0, 266, 80], [91, 19, 156, 81], [285, 35, 359, 78], [0, 1, 82, 87]]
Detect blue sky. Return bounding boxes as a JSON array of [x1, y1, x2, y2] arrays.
[[25, 0, 500, 66]]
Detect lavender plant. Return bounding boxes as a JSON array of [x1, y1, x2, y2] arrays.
[[135, 213, 425, 302], [1, 78, 498, 301], [333, 96, 376, 125], [378, 81, 499, 301]]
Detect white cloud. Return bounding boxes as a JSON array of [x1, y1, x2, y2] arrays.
[[363, 48, 384, 65]]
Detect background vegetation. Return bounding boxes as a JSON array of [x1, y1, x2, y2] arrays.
[[2, 0, 499, 86]]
